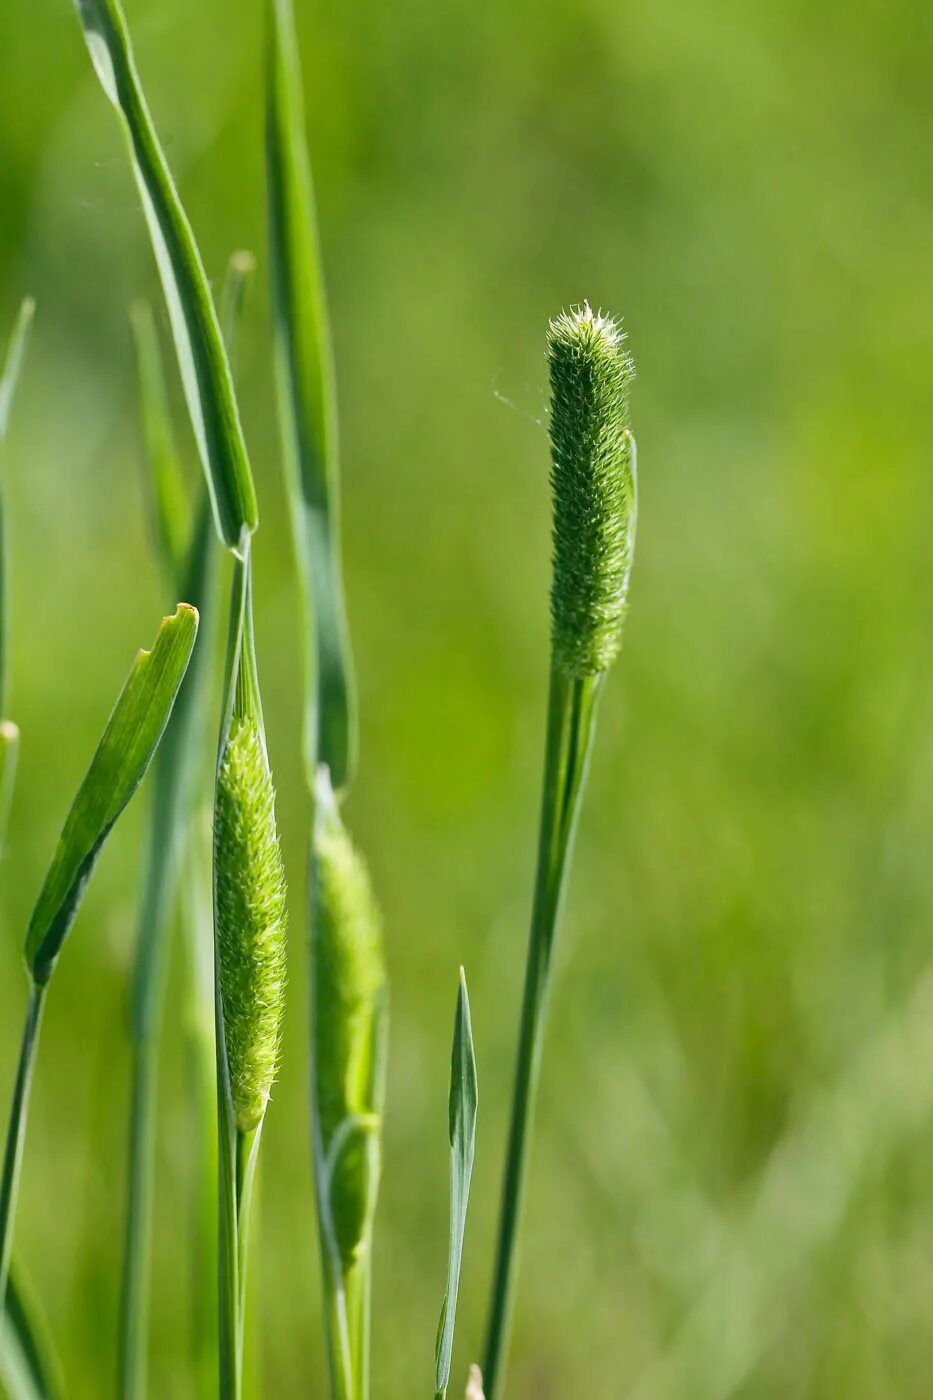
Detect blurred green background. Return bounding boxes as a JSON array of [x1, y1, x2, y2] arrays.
[[3, 0, 933, 1395]]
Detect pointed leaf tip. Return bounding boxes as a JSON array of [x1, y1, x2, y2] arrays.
[[24, 605, 198, 983]]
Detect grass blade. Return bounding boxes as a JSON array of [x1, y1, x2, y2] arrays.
[[0, 605, 199, 1318], [0, 1263, 65, 1400], [0, 300, 35, 445], [130, 302, 189, 582], [435, 971, 478, 1400], [0, 298, 35, 719], [0, 721, 19, 853], [71, 0, 257, 550], [266, 0, 356, 790], [24, 603, 199, 984], [220, 252, 256, 378]]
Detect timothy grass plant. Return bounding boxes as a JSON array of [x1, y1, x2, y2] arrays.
[[483, 304, 637, 1399], [70, 4, 290, 1393], [119, 250, 254, 1400]]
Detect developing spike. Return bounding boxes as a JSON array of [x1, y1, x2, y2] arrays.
[[215, 716, 288, 1132], [547, 303, 637, 676], [311, 771, 387, 1273]]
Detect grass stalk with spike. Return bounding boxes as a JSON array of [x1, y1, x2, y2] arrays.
[[118, 252, 253, 1399], [482, 305, 637, 1400], [265, 2, 387, 1394], [213, 544, 288, 1398]]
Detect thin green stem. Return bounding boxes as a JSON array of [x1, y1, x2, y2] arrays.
[[217, 1118, 261, 1400], [320, 1248, 354, 1400], [0, 982, 47, 1314], [118, 1035, 158, 1399], [217, 1082, 239, 1400], [483, 665, 602, 1400]]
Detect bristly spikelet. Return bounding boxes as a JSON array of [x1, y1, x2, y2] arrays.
[[215, 716, 288, 1132], [311, 775, 387, 1273], [547, 303, 637, 676]]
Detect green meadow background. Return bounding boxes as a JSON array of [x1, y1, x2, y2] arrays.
[[3, 0, 933, 1395]]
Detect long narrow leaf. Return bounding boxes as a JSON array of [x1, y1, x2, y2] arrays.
[[0, 300, 34, 444], [0, 299, 35, 717], [0, 1264, 64, 1400], [130, 301, 189, 582], [0, 721, 19, 852], [266, 0, 356, 790], [71, 0, 257, 550], [24, 603, 199, 984], [435, 970, 478, 1400]]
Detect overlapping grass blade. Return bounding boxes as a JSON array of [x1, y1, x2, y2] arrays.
[[130, 301, 189, 582], [0, 721, 19, 853], [71, 0, 257, 551], [0, 298, 35, 719], [0, 1264, 64, 1400], [219, 252, 256, 379], [435, 971, 478, 1400], [24, 603, 199, 984], [266, 0, 356, 790]]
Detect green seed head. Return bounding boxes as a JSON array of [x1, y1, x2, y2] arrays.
[[312, 772, 387, 1272], [547, 303, 637, 676], [215, 716, 288, 1132]]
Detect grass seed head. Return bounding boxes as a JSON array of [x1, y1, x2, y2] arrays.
[[547, 303, 636, 676], [312, 774, 387, 1272], [215, 716, 288, 1132]]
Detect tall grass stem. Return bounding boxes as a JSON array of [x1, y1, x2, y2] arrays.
[[0, 984, 47, 1313], [483, 667, 602, 1398]]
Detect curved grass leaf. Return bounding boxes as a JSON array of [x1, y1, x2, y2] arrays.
[[0, 298, 35, 718], [24, 604, 199, 984], [0, 1263, 64, 1400], [266, 0, 356, 790], [435, 970, 478, 1400], [71, 0, 257, 551]]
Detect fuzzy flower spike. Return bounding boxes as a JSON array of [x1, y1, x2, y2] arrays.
[[547, 302, 637, 678]]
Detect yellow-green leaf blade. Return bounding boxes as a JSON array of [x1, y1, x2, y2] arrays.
[[130, 301, 189, 584], [266, 0, 356, 790], [72, 0, 257, 550], [25, 604, 199, 984], [435, 970, 478, 1400], [0, 1263, 64, 1400], [0, 299, 35, 718]]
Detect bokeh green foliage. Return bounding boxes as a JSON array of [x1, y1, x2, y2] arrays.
[[2, 0, 933, 1396]]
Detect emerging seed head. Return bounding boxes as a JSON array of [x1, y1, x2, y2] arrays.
[[312, 771, 387, 1273], [215, 716, 288, 1132], [547, 303, 637, 676]]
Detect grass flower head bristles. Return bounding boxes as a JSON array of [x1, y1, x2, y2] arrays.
[[312, 770, 387, 1270], [215, 712, 288, 1133], [547, 303, 636, 678]]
